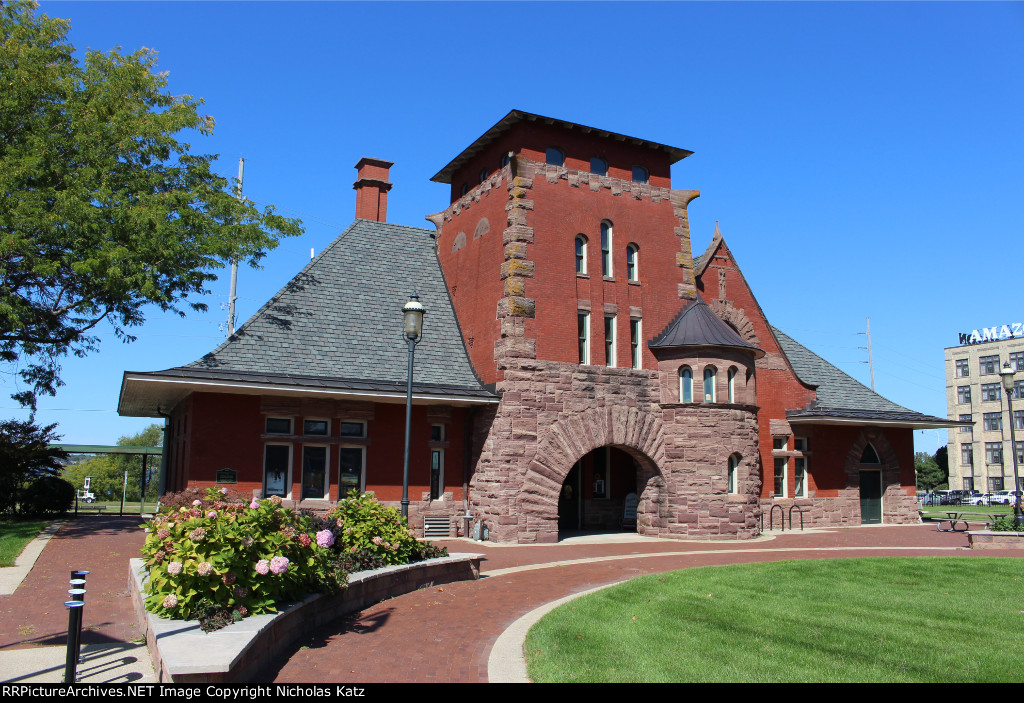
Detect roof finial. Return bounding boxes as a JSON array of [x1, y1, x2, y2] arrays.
[[713, 220, 721, 238]]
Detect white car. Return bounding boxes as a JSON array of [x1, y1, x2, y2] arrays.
[[991, 490, 1022, 506], [969, 493, 994, 506]]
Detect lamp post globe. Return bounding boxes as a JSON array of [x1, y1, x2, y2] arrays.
[[401, 294, 425, 518], [1000, 362, 1022, 526]]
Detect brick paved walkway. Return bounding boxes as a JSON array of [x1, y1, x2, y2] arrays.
[[3, 517, 1020, 684]]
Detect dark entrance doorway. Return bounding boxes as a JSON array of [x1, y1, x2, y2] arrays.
[[859, 470, 882, 524], [557, 446, 639, 536]]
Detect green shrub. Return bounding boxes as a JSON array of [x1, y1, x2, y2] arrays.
[[326, 493, 426, 566], [141, 488, 346, 622], [990, 514, 1023, 532], [20, 476, 74, 516]]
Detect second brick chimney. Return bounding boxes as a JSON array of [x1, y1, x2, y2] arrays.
[[353, 157, 394, 222]]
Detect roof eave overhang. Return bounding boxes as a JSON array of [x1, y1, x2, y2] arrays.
[[430, 109, 693, 184], [118, 372, 500, 418], [649, 342, 766, 360], [786, 413, 961, 430]]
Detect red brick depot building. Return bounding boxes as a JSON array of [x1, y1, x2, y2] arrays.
[[119, 111, 955, 542]]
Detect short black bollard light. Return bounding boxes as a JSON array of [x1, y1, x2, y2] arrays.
[[69, 584, 86, 665], [71, 570, 90, 580], [64, 600, 85, 683]]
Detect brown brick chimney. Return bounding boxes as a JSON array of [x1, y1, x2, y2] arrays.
[[353, 157, 394, 222]]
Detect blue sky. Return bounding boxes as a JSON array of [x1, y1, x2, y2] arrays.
[[7, 1, 1023, 453]]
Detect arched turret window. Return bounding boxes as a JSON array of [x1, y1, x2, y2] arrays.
[[727, 367, 737, 403], [728, 454, 740, 494], [679, 366, 693, 403], [703, 366, 717, 403]]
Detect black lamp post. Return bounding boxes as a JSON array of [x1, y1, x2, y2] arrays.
[[401, 294, 425, 518], [999, 361, 1022, 527]]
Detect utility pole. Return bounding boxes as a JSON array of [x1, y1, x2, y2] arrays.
[[227, 157, 244, 336], [858, 317, 875, 391]]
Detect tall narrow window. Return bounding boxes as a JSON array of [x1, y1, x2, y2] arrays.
[[600, 221, 612, 276], [794, 438, 808, 498], [679, 366, 693, 403], [575, 235, 587, 274], [626, 244, 638, 281], [301, 446, 328, 500], [703, 366, 717, 402], [604, 315, 616, 367], [546, 147, 564, 166], [774, 457, 787, 497], [728, 454, 739, 494], [264, 445, 290, 498], [630, 319, 641, 369], [590, 157, 607, 176], [727, 367, 737, 403], [338, 447, 363, 499], [578, 313, 590, 364]]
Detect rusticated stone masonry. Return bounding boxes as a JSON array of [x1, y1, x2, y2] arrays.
[[470, 357, 761, 543]]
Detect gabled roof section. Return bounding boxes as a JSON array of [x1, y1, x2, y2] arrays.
[[187, 219, 485, 390], [772, 326, 957, 428], [650, 294, 765, 358], [119, 220, 495, 416], [431, 109, 693, 184]]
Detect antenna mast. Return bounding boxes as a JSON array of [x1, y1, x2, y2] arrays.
[[227, 157, 244, 336], [858, 317, 875, 391]]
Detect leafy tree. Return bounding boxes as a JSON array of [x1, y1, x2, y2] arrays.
[[0, 418, 69, 516], [63, 423, 163, 501], [0, 1, 302, 408], [915, 449, 947, 492]]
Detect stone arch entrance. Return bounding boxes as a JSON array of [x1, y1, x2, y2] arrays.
[[516, 406, 668, 542], [844, 428, 907, 525]]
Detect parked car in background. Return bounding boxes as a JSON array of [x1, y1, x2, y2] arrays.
[[969, 493, 994, 506], [992, 490, 1023, 505], [920, 493, 942, 506]]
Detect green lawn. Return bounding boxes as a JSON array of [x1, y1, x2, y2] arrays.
[[919, 504, 1012, 519], [0, 520, 49, 567], [525, 558, 1024, 683]]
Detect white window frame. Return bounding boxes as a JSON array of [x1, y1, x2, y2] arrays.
[[578, 312, 590, 365], [774, 457, 788, 498], [727, 367, 737, 403], [600, 221, 613, 277], [703, 366, 717, 403], [679, 366, 693, 403], [605, 315, 616, 367], [626, 243, 639, 282], [630, 318, 641, 369], [793, 437, 808, 498], [727, 454, 739, 494], [263, 443, 292, 500], [575, 235, 587, 275], [337, 445, 365, 500], [300, 444, 331, 500]]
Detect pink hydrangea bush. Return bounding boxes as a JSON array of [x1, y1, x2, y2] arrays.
[[141, 487, 346, 623]]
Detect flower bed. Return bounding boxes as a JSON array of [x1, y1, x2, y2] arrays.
[[141, 488, 446, 630]]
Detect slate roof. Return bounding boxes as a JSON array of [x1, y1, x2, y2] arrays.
[[121, 219, 495, 412], [650, 295, 765, 358], [772, 326, 956, 426]]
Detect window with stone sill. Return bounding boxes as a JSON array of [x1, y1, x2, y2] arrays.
[[727, 367, 737, 403], [961, 443, 973, 466], [985, 442, 1003, 465], [631, 165, 648, 184], [1015, 410, 1024, 431], [604, 315, 616, 367], [955, 358, 969, 377], [626, 244, 639, 282], [979, 355, 1000, 375], [590, 157, 608, 177], [957, 386, 971, 404], [983, 412, 1002, 432], [600, 221, 613, 277], [773, 457, 787, 497], [630, 319, 641, 369], [703, 366, 717, 403], [679, 366, 693, 403], [794, 437, 809, 497], [546, 147, 564, 166], [578, 312, 590, 365], [959, 414, 972, 432], [981, 383, 1001, 402], [1011, 351, 1024, 372], [989, 477, 1005, 492], [575, 235, 588, 275]]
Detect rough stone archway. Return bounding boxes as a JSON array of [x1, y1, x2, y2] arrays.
[[843, 428, 918, 524], [516, 405, 668, 542]]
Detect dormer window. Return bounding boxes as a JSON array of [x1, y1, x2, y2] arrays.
[[590, 157, 607, 176], [546, 147, 565, 166], [631, 166, 648, 184]]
